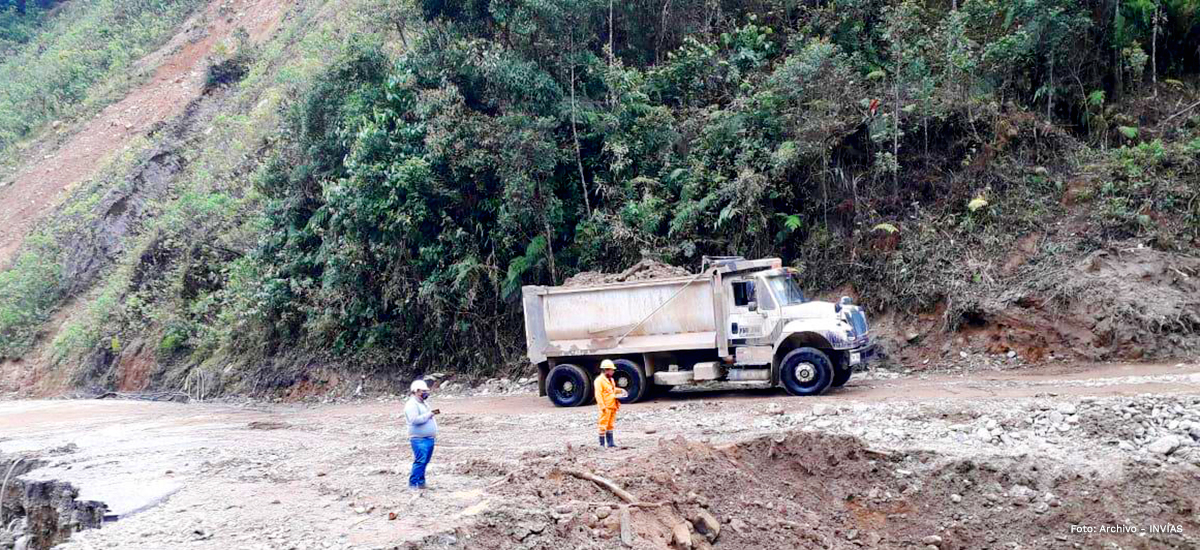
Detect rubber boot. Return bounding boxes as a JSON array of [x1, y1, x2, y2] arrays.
[[606, 431, 615, 448], [599, 434, 606, 447]]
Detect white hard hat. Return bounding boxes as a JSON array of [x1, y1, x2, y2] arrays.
[[410, 379, 430, 392]]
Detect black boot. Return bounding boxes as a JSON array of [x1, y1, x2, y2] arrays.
[[599, 435, 606, 447], [606, 431, 615, 448]]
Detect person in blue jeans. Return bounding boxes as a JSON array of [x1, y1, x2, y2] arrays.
[[404, 379, 439, 490]]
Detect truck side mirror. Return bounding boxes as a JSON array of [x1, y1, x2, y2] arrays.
[[748, 301, 758, 312]]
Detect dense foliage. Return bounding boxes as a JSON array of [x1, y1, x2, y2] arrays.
[[218, 0, 1200, 376]]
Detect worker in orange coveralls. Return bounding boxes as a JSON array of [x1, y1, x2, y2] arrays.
[[595, 359, 622, 448]]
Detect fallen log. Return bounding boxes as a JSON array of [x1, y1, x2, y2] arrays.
[[564, 469, 638, 504]]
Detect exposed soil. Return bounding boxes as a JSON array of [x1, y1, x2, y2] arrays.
[[0, 0, 288, 267], [0, 452, 106, 550], [884, 245, 1200, 370], [1, 361, 1196, 550]]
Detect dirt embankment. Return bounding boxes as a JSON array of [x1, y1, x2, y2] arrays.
[[0, 450, 106, 550], [441, 430, 1198, 550], [884, 245, 1200, 370], [0, 0, 287, 267]]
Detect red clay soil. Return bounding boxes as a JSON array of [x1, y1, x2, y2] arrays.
[[0, 0, 288, 267]]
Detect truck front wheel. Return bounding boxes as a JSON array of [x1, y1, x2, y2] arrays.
[[546, 364, 591, 407], [779, 347, 833, 396], [831, 362, 852, 387]]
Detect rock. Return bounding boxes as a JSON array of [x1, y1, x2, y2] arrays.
[[554, 504, 573, 514], [1007, 350, 1017, 358], [922, 535, 943, 546], [388, 512, 397, 521], [811, 404, 830, 416], [620, 507, 635, 546], [1147, 435, 1181, 456], [1057, 403, 1077, 415], [596, 506, 612, 520], [729, 518, 748, 533], [1048, 411, 1064, 424], [950, 494, 962, 503], [672, 522, 693, 549], [975, 427, 993, 441], [693, 510, 721, 541], [985, 418, 998, 430]]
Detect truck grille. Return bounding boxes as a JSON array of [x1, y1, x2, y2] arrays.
[[849, 309, 869, 336]]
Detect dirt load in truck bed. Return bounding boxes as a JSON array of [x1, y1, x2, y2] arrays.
[[563, 259, 693, 287]]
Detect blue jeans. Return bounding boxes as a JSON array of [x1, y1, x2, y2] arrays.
[[409, 437, 435, 488]]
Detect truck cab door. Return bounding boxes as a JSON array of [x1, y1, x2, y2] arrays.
[[727, 279, 767, 340]]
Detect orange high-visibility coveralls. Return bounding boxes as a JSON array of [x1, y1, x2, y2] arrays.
[[594, 374, 620, 434]]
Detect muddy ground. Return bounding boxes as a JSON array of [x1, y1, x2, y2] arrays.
[[1, 362, 1199, 550]]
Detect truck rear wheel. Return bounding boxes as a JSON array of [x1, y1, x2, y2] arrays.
[[546, 364, 591, 407], [612, 359, 647, 404], [779, 347, 833, 396]]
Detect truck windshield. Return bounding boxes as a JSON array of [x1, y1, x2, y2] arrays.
[[766, 275, 806, 306]]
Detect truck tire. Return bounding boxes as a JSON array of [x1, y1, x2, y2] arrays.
[[831, 363, 852, 387], [779, 347, 833, 396], [612, 359, 647, 404], [546, 364, 591, 407]]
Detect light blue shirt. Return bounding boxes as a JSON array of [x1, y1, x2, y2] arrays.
[[404, 395, 437, 439]]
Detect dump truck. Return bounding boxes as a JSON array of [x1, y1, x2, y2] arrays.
[[522, 257, 875, 407]]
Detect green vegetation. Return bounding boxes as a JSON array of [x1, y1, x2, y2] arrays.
[[0, 1, 60, 53], [2, 0, 1198, 388], [218, 0, 1200, 377], [0, 235, 60, 358], [0, 0, 203, 153]]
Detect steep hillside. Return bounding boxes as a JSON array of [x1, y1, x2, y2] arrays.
[[0, 0, 1198, 396]]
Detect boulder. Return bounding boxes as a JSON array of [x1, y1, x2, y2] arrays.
[[1147, 435, 1181, 456]]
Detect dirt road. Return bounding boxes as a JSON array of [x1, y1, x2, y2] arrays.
[[2, 362, 1199, 549]]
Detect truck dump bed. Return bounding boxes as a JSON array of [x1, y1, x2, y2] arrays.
[[522, 274, 720, 363]]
